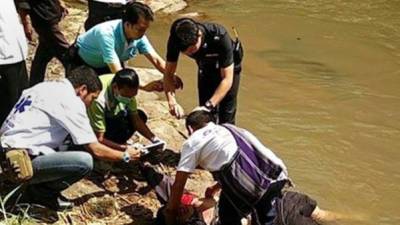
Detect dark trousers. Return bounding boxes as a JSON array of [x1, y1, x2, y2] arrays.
[[0, 61, 29, 125], [84, 0, 127, 31], [218, 180, 286, 225], [30, 22, 69, 87], [104, 109, 147, 144], [198, 66, 241, 124]]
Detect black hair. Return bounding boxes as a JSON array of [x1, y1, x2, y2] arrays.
[[67, 65, 102, 93], [155, 206, 206, 225], [185, 110, 214, 130], [122, 2, 154, 24], [174, 18, 200, 51], [112, 68, 140, 89]]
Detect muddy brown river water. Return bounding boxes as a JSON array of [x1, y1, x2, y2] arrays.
[[132, 1, 400, 224]]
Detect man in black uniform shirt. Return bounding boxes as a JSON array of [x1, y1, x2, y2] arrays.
[[163, 18, 243, 124]]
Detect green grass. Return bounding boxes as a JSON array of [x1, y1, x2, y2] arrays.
[[0, 186, 36, 225]]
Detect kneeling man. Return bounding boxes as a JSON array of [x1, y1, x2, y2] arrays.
[[88, 68, 163, 151], [0, 66, 141, 211], [165, 110, 342, 225]]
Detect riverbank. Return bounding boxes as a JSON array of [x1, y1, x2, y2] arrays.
[[1, 1, 215, 224]]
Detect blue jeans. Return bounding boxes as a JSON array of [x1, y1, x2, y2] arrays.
[[27, 151, 93, 198]]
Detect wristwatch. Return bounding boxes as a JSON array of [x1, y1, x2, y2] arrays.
[[205, 100, 215, 111], [122, 151, 131, 163]]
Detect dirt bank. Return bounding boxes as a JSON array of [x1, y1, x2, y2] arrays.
[[2, 1, 215, 224]]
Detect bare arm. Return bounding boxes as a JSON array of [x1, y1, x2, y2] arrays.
[[15, 0, 32, 41], [131, 112, 155, 141], [107, 62, 123, 74], [166, 171, 190, 220], [144, 51, 167, 74], [208, 63, 234, 106], [85, 142, 139, 161], [163, 61, 178, 105], [95, 131, 126, 151], [163, 61, 185, 118]]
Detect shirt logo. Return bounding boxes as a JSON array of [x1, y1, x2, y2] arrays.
[[14, 96, 32, 114]]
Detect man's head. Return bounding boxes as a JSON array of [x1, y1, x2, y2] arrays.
[[174, 18, 202, 56], [67, 65, 102, 107], [111, 68, 140, 104], [123, 2, 154, 40], [185, 110, 214, 135]]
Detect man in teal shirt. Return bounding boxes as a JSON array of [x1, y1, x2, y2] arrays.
[[88, 68, 162, 150], [69, 2, 181, 92]]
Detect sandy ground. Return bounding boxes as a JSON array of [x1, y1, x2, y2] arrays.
[[1, 1, 215, 224]]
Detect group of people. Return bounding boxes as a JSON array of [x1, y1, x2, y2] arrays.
[[0, 0, 344, 225]]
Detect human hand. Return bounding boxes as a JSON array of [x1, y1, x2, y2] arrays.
[[173, 75, 184, 90], [125, 147, 141, 160], [142, 79, 164, 92], [22, 22, 33, 42], [60, 2, 69, 18], [169, 102, 185, 119], [205, 183, 220, 198]]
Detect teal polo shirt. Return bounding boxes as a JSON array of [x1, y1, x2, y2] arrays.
[[76, 19, 154, 68]]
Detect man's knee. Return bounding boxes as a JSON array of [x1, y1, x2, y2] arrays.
[[137, 109, 148, 123], [74, 152, 94, 176]]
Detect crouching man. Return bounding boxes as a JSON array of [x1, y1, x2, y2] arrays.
[[0, 66, 141, 211], [88, 68, 163, 151], [164, 110, 341, 225]]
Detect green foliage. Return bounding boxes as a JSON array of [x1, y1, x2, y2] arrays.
[[0, 186, 36, 225]]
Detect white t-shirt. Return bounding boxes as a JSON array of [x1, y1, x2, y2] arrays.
[[0, 0, 28, 65], [177, 122, 238, 173], [0, 79, 97, 155], [177, 122, 288, 178]]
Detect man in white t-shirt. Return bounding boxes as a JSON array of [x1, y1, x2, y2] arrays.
[[164, 110, 338, 225], [0, 66, 142, 211]]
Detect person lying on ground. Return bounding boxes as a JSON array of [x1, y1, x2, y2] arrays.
[[0, 66, 142, 211], [140, 163, 346, 225], [139, 164, 217, 225], [164, 109, 356, 225], [87, 68, 165, 151]]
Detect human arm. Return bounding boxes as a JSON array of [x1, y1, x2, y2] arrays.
[[94, 29, 122, 74], [14, 0, 32, 41], [59, 0, 69, 18], [206, 63, 234, 107], [204, 182, 221, 198], [84, 142, 139, 161], [95, 131, 126, 151], [142, 50, 183, 92], [107, 62, 123, 74], [164, 61, 185, 118], [130, 112, 156, 142], [165, 171, 190, 224]]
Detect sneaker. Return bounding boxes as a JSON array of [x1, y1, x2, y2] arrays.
[[30, 193, 74, 211]]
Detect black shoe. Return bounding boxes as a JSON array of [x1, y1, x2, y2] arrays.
[[30, 194, 74, 211], [139, 164, 164, 188]]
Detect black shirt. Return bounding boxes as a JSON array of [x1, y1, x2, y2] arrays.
[[166, 20, 236, 70]]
